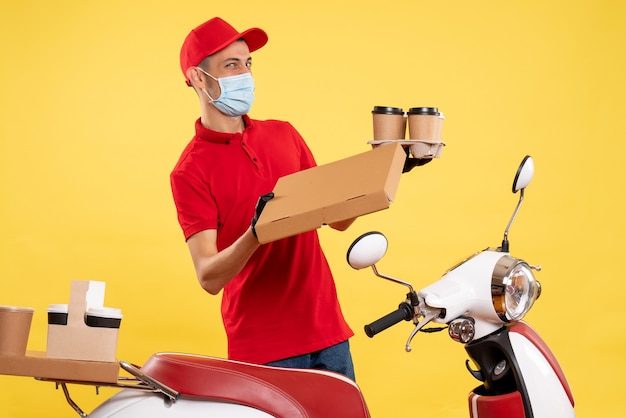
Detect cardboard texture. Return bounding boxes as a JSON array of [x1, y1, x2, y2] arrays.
[[0, 306, 34, 356], [46, 280, 120, 362], [368, 139, 446, 159], [255, 142, 406, 244], [0, 351, 119, 383], [0, 281, 122, 383]]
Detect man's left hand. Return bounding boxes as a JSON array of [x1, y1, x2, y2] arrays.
[[402, 145, 433, 173]]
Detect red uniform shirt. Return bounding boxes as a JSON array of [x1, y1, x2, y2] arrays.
[[170, 116, 353, 364]]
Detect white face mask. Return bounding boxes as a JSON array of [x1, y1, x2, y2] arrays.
[[197, 68, 255, 117]]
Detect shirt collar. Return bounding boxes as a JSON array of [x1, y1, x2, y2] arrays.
[[194, 115, 254, 143]]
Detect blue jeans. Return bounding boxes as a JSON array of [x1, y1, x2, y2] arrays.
[[265, 340, 356, 381]]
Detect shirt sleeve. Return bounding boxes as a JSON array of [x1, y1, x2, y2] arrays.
[[286, 122, 317, 170], [170, 164, 219, 241]]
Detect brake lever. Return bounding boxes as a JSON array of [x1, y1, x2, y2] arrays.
[[405, 308, 441, 352]]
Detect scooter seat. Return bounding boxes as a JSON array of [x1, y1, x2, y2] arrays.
[[140, 352, 370, 418]]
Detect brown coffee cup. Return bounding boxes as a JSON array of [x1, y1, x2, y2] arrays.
[[372, 106, 406, 140], [407, 107, 443, 140], [0, 305, 34, 356]]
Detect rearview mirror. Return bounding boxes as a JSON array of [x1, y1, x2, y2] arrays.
[[346, 232, 388, 270], [512, 155, 534, 193]]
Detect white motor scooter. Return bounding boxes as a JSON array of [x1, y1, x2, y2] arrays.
[[345, 155, 575, 417], [49, 155, 573, 417]]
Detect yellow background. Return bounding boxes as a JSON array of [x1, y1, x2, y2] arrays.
[[1, 0, 624, 416]]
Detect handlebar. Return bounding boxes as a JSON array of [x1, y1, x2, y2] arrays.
[[364, 302, 414, 337]]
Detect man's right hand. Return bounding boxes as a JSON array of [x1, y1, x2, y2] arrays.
[[251, 192, 275, 238]]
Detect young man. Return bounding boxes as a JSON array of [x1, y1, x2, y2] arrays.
[[170, 17, 356, 379]]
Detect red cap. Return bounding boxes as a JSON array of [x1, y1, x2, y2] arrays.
[[180, 17, 268, 85]]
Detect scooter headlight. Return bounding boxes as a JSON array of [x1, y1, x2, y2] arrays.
[[492, 256, 541, 322]]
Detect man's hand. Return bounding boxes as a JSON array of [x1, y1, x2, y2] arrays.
[[402, 146, 432, 173], [251, 192, 275, 238]]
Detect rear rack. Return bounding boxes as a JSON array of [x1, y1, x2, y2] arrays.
[[35, 360, 179, 418]]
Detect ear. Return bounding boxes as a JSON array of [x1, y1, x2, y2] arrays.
[[185, 67, 205, 89]]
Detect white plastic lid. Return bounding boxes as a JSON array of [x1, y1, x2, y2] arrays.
[[86, 307, 123, 319], [47, 304, 69, 313], [0, 305, 34, 313]]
